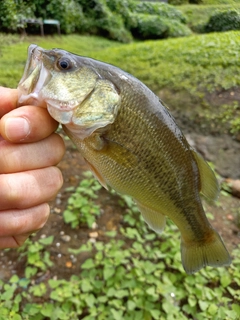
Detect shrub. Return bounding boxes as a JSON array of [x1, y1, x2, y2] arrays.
[[130, 14, 168, 39], [77, 0, 133, 42], [164, 18, 192, 37], [41, 0, 85, 34], [205, 9, 240, 32], [132, 1, 187, 23], [0, 0, 18, 32], [168, 0, 189, 4], [130, 13, 191, 40]]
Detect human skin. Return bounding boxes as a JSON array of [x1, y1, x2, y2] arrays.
[[0, 87, 65, 249]]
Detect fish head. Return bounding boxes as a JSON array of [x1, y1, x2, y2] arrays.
[[18, 44, 121, 139]]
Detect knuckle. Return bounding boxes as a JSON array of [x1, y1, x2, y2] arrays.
[[37, 203, 50, 229], [0, 174, 21, 207], [51, 166, 64, 191], [48, 134, 65, 163]]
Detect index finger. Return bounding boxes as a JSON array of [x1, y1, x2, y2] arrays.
[[0, 87, 18, 118]]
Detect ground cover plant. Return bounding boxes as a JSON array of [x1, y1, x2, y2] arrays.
[[0, 32, 240, 319], [0, 174, 239, 320]]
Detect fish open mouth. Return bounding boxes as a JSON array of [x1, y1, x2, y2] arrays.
[[18, 45, 89, 114], [18, 45, 51, 107], [18, 44, 121, 137]]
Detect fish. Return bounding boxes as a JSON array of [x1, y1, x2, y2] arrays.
[[17, 44, 231, 274]]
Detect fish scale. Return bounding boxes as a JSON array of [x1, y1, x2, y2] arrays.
[[17, 44, 231, 274]]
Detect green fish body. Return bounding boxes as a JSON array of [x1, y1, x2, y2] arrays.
[[18, 45, 231, 273]]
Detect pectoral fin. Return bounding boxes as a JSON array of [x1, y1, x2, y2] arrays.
[[84, 158, 108, 190], [135, 200, 166, 234], [191, 150, 219, 201], [102, 137, 138, 169]]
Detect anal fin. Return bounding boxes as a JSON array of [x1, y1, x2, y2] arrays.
[[135, 200, 166, 234]]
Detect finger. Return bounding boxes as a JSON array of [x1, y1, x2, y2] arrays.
[[0, 87, 18, 118], [0, 203, 50, 249], [0, 167, 63, 210], [0, 133, 65, 174], [0, 105, 58, 143]]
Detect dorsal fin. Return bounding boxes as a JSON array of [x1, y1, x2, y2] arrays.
[[191, 150, 219, 201]]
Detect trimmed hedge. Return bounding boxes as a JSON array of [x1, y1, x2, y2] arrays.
[[205, 9, 240, 32]]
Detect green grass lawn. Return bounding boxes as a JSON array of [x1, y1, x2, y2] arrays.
[[1, 31, 239, 133]]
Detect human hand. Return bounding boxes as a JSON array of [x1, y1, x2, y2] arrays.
[[0, 87, 65, 249]]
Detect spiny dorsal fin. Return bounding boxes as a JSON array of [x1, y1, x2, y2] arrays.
[[191, 150, 219, 201]]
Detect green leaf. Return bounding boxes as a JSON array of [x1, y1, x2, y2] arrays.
[[188, 295, 197, 307], [220, 274, 231, 288], [127, 300, 136, 311], [85, 294, 96, 308], [48, 279, 62, 289], [162, 301, 173, 314], [81, 279, 93, 292], [1, 286, 16, 301], [12, 315, 22, 320], [146, 287, 156, 296], [114, 289, 128, 298], [63, 210, 77, 223], [232, 304, 240, 315], [81, 259, 95, 270], [105, 231, 117, 237], [41, 303, 54, 317], [207, 303, 218, 315], [9, 275, 19, 284], [150, 309, 161, 320], [110, 308, 123, 320], [103, 267, 115, 281], [39, 235, 54, 246], [23, 303, 41, 316], [199, 300, 208, 311]]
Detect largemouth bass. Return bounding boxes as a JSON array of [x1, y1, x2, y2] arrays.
[[18, 44, 231, 274]]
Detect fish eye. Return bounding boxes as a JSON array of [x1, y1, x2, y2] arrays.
[[57, 58, 72, 70]]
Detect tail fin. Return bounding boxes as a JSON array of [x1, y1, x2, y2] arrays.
[[181, 230, 232, 274]]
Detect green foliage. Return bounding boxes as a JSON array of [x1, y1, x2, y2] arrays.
[[205, 9, 240, 32], [1, 185, 240, 319], [130, 14, 169, 39], [131, 1, 187, 23], [211, 102, 240, 134], [63, 172, 102, 228], [202, 0, 240, 4], [0, 0, 192, 41], [130, 13, 191, 39], [178, 3, 240, 33], [17, 236, 54, 276], [44, 0, 85, 34], [0, 0, 18, 31], [128, 1, 191, 39]]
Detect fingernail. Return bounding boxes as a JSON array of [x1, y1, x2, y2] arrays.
[[5, 117, 30, 141]]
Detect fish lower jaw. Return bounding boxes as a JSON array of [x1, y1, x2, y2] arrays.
[[18, 91, 46, 107], [47, 104, 73, 124]]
